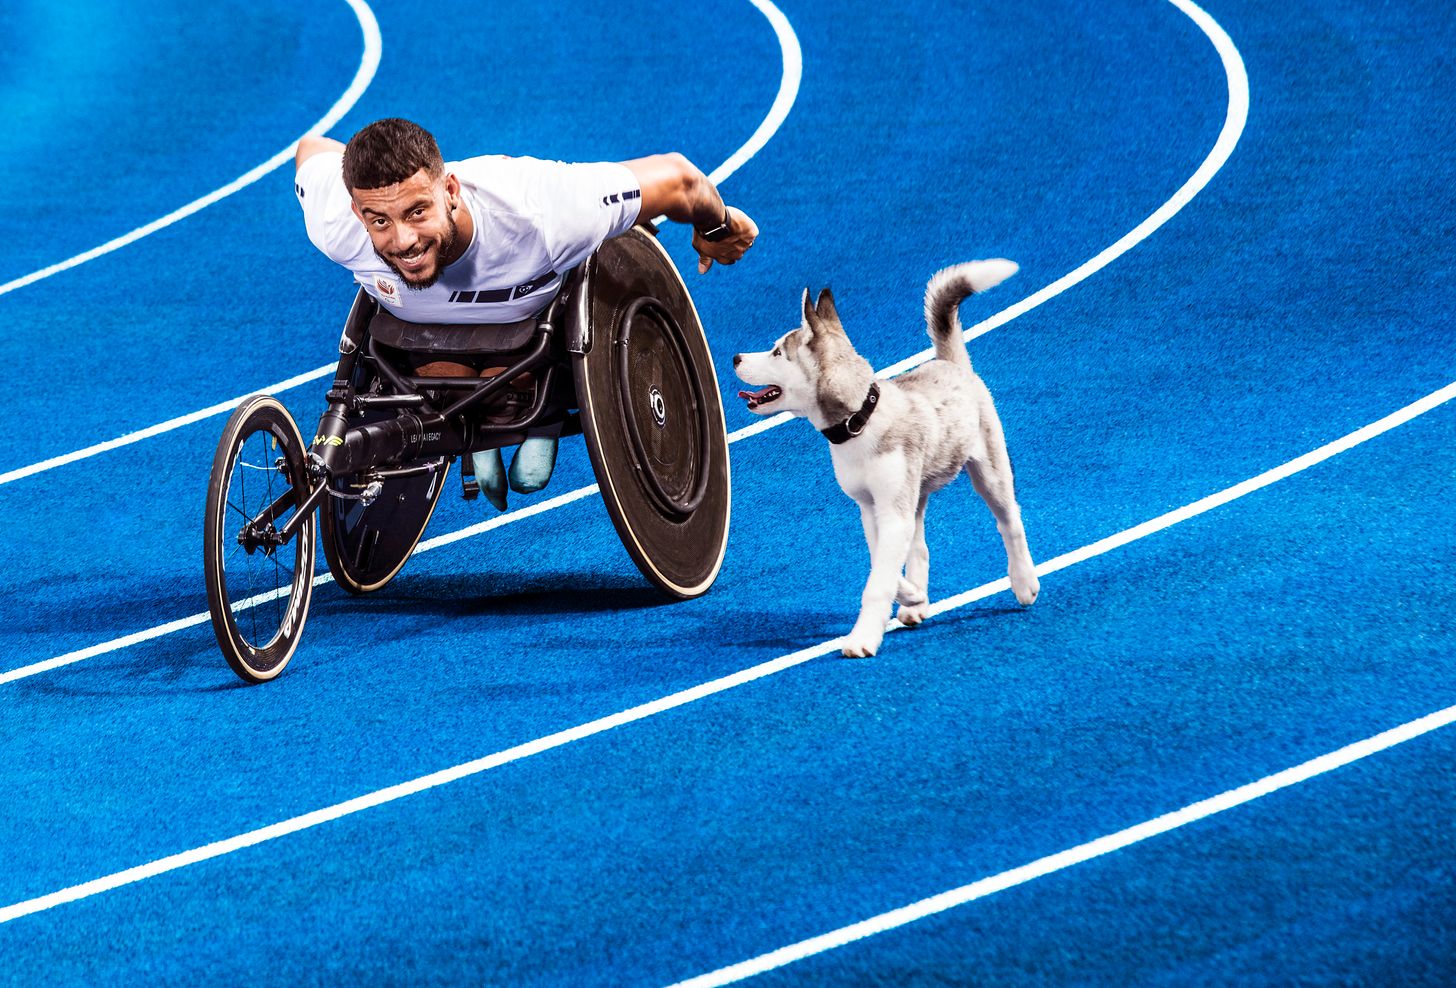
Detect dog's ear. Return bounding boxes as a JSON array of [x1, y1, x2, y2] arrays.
[[801, 287, 818, 330], [814, 288, 846, 335]]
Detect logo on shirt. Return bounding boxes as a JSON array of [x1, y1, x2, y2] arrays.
[[446, 270, 558, 304], [374, 276, 403, 307], [601, 189, 641, 207]]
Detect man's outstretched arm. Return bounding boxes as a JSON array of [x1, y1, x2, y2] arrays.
[[623, 153, 757, 273]]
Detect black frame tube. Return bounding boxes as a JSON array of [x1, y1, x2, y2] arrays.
[[244, 293, 580, 549]]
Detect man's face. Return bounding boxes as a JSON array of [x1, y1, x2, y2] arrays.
[[350, 168, 461, 289]]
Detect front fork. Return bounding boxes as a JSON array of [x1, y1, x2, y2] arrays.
[[237, 344, 364, 554]]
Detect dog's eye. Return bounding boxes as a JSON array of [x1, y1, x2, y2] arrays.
[[772, 346, 781, 357]]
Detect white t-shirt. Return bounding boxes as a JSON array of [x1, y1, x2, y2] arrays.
[[295, 151, 642, 324]]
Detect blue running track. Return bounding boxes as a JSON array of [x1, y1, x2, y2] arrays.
[[1, 0, 1452, 983]]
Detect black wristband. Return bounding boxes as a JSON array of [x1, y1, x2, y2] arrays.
[[697, 205, 733, 242]]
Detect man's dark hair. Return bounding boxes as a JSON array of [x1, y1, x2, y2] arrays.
[[342, 118, 444, 191]]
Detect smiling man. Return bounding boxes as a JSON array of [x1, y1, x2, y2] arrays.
[[294, 117, 757, 508]]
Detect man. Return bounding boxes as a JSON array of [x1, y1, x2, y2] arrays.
[[294, 117, 757, 509]]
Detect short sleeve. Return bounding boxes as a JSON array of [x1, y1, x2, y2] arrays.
[[295, 150, 369, 265], [535, 161, 643, 273]]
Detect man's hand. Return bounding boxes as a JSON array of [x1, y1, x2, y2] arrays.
[[622, 155, 759, 273], [692, 206, 759, 274]]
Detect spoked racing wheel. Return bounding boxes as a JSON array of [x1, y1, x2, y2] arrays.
[[203, 395, 317, 683]]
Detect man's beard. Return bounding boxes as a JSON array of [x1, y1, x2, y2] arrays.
[[377, 211, 460, 290]]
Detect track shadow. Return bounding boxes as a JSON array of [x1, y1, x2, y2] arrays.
[[343, 570, 674, 618], [10, 572, 206, 637], [735, 605, 1029, 653]]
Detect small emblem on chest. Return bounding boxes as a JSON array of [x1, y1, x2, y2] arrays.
[[374, 276, 403, 307]]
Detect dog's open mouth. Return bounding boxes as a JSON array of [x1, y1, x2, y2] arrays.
[[737, 386, 783, 410]]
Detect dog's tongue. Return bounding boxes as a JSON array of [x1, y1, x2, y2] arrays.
[[737, 387, 776, 403]]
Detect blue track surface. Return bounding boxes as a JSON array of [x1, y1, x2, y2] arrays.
[[2, 0, 1453, 983]]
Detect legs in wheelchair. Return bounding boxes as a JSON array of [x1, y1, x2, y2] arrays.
[[470, 435, 557, 511], [412, 356, 559, 511]]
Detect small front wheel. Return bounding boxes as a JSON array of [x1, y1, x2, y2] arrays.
[[203, 395, 317, 682]]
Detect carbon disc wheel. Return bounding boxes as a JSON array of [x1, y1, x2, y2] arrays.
[[320, 461, 450, 595], [319, 355, 449, 595], [204, 395, 316, 683], [572, 227, 731, 598]]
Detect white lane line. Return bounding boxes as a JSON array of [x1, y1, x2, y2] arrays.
[[0, 0, 381, 303], [713, 0, 802, 188], [0, 0, 1238, 679], [0, 480, 604, 685], [0, 364, 334, 486], [0, 0, 800, 491], [668, 703, 1456, 987], [733, 0, 1251, 448], [0, 0, 377, 486], [3, 379, 1452, 925]]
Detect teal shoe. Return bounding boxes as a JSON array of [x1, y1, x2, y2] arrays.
[[508, 435, 558, 494], [470, 447, 508, 511]]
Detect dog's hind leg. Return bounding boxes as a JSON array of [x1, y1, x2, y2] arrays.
[[896, 496, 931, 626], [965, 404, 1039, 606]]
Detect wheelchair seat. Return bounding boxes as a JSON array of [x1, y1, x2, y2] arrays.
[[365, 306, 541, 354]]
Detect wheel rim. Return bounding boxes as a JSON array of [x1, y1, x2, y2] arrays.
[[218, 424, 310, 654], [614, 296, 711, 519]]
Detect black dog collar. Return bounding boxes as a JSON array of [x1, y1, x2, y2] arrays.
[[820, 383, 881, 444]]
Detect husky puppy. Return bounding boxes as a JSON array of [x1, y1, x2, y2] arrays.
[[733, 260, 1038, 657]]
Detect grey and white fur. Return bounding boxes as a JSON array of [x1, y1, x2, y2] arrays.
[[733, 260, 1038, 657]]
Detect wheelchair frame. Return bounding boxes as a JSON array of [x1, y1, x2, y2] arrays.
[[203, 226, 731, 683]]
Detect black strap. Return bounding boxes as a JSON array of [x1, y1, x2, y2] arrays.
[[820, 382, 881, 445]]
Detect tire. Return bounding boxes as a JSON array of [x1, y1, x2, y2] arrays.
[[204, 395, 317, 683], [572, 227, 731, 598], [319, 356, 449, 594], [320, 461, 450, 594]]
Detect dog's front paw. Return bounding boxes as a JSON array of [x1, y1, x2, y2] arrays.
[[1010, 563, 1040, 606], [895, 578, 927, 607], [841, 621, 884, 658], [897, 602, 929, 627]]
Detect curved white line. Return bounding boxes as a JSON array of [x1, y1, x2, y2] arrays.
[[0, 0, 801, 489], [732, 0, 1250, 441], [3, 378, 1453, 922], [1, 0, 1236, 676], [708, 0, 803, 187], [0, 363, 336, 486], [0, 0, 382, 302]]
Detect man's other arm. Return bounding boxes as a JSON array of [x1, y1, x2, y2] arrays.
[[622, 153, 757, 273], [296, 135, 346, 171]]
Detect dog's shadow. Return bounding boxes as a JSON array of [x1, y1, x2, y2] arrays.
[[736, 604, 1028, 653]]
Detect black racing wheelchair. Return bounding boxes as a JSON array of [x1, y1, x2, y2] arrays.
[[203, 226, 731, 683]]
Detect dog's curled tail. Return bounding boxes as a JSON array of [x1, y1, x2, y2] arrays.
[[924, 259, 1019, 368]]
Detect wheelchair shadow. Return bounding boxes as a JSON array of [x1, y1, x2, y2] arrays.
[[13, 569, 675, 699], [350, 570, 675, 618]]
